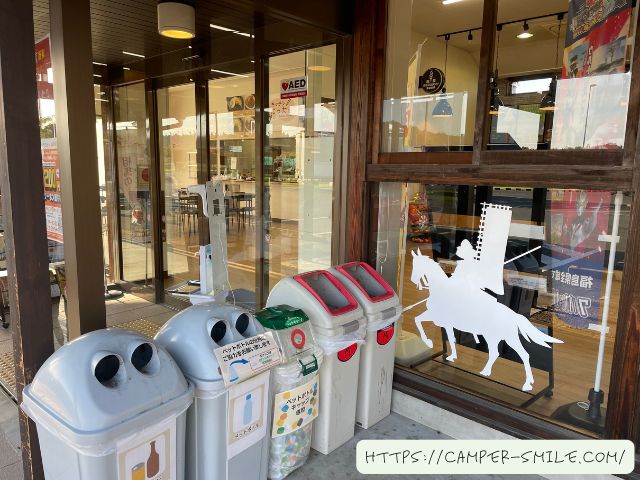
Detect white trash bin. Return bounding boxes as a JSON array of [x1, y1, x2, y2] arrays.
[[154, 302, 272, 480], [267, 271, 365, 455], [21, 329, 193, 480], [330, 262, 401, 429], [255, 305, 324, 479]]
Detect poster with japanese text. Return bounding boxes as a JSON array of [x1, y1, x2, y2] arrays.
[[562, 0, 632, 79], [42, 137, 63, 243], [271, 376, 319, 438], [547, 189, 610, 329]]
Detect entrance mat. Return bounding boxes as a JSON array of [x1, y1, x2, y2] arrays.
[[0, 352, 16, 399], [114, 318, 161, 338]]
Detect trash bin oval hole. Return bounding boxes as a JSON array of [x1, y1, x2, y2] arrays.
[[94, 354, 123, 387], [130, 342, 159, 375], [235, 313, 250, 335], [210, 320, 227, 344]]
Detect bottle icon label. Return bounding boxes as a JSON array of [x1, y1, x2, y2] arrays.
[[117, 422, 176, 480]]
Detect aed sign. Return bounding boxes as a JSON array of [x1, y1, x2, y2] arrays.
[[280, 76, 308, 99]]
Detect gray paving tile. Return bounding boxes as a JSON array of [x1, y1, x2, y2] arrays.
[[288, 413, 542, 480], [0, 461, 23, 480]]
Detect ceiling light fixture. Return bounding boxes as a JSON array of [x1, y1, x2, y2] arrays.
[[442, 0, 463, 4], [210, 68, 249, 78], [517, 20, 533, 39], [433, 34, 453, 118], [210, 23, 236, 32], [308, 65, 331, 72], [123, 51, 145, 58], [540, 13, 564, 112], [93, 61, 107, 66], [157, 0, 195, 39]]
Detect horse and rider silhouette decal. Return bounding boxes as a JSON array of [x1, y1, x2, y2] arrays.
[[410, 202, 563, 392]]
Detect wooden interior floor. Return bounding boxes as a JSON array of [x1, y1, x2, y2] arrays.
[[398, 241, 620, 421]]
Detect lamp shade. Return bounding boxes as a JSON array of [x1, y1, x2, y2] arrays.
[[489, 88, 503, 115], [432, 95, 453, 118], [539, 77, 558, 111], [158, 1, 196, 39]]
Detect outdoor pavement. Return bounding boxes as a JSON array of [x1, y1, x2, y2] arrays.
[[0, 294, 544, 479]]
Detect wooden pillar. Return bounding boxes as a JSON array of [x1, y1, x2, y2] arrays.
[[0, 1, 54, 478], [50, 0, 106, 337], [346, 0, 387, 262]]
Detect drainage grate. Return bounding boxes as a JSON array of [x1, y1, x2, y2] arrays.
[[0, 352, 16, 399]]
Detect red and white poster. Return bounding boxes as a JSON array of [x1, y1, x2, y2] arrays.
[[35, 35, 54, 100], [42, 138, 63, 243], [35, 35, 63, 244], [562, 0, 632, 79]]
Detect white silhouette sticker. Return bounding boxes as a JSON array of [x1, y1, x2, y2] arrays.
[[411, 203, 563, 391]]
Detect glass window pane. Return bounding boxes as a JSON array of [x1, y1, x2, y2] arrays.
[[114, 83, 154, 289], [375, 182, 631, 435], [382, 0, 483, 152], [208, 67, 257, 307], [157, 83, 199, 291], [490, 0, 636, 150], [266, 45, 337, 290]]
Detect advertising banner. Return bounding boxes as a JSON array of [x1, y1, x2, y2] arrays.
[[35, 36, 53, 100], [42, 138, 63, 243], [562, 0, 632, 79], [547, 189, 610, 329]]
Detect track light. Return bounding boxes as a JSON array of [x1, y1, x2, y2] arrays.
[[517, 20, 533, 39]]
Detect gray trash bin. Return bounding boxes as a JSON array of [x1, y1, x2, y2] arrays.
[[154, 302, 271, 480], [21, 329, 193, 480]]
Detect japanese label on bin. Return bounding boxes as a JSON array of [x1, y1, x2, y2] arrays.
[[117, 418, 176, 480], [214, 332, 282, 387], [227, 371, 270, 459], [272, 377, 319, 438]]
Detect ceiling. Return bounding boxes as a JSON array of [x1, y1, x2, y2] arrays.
[[32, 0, 345, 69], [411, 0, 568, 51]]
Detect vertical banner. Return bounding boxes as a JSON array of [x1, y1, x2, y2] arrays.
[[42, 138, 63, 243], [562, 0, 632, 79], [547, 190, 611, 329], [35, 35, 63, 244]]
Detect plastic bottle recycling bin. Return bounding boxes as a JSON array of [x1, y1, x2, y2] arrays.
[[267, 272, 365, 455], [154, 302, 270, 480], [255, 306, 324, 480], [21, 329, 193, 480], [330, 262, 401, 429]]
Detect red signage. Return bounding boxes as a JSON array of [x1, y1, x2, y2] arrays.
[[337, 343, 358, 362], [377, 324, 395, 346]]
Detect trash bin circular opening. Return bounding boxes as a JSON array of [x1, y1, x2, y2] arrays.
[[92, 352, 125, 387], [234, 313, 250, 335], [209, 320, 227, 344], [130, 342, 160, 375]]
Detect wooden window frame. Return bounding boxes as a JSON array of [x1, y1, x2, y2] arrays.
[[349, 0, 640, 470]]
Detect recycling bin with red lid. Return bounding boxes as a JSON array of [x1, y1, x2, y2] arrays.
[[266, 271, 366, 455], [330, 262, 401, 429]]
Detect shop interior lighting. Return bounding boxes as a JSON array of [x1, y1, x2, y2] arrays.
[[157, 1, 196, 39], [442, 0, 463, 4], [123, 51, 145, 59], [210, 68, 249, 78], [517, 20, 533, 39], [432, 35, 453, 118]]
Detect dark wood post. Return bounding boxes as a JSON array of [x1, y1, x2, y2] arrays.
[[50, 0, 106, 336], [0, 1, 54, 478]]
